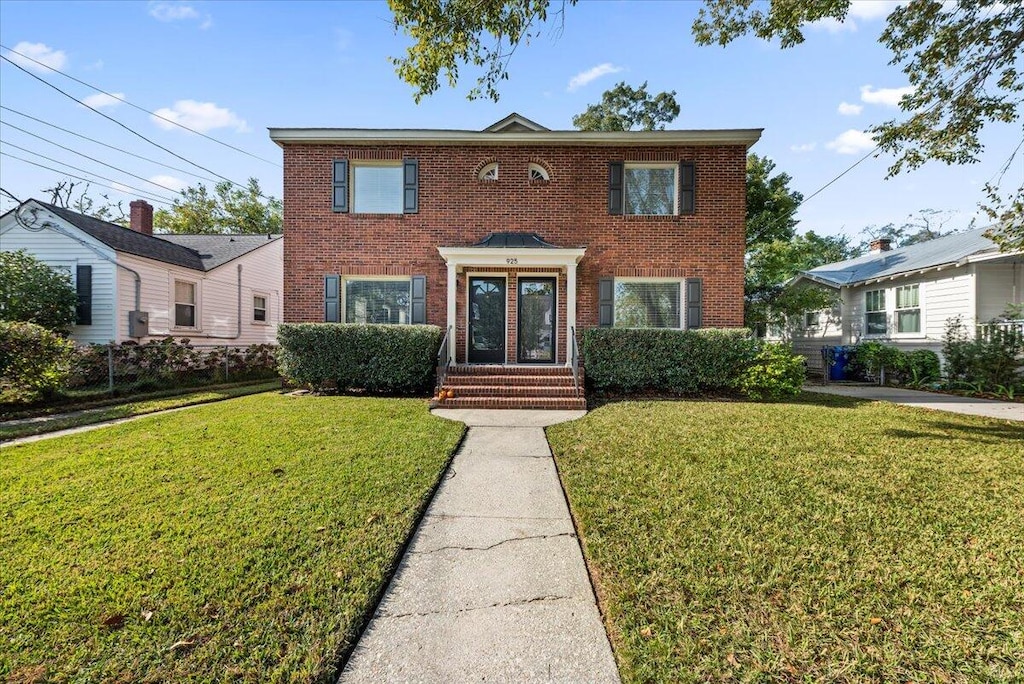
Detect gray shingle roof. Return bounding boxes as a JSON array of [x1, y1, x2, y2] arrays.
[[801, 228, 1001, 287], [34, 201, 280, 271]]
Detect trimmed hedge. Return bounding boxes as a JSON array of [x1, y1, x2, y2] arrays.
[[582, 328, 758, 394], [277, 323, 443, 394], [739, 342, 807, 400], [0, 321, 76, 405]]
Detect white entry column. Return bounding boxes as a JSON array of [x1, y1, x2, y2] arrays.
[[566, 262, 577, 367], [446, 261, 458, 364]]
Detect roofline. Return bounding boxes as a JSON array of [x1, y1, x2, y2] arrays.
[[789, 273, 842, 289], [268, 128, 763, 149]]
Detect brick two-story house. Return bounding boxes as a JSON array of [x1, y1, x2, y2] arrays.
[[270, 113, 760, 407]]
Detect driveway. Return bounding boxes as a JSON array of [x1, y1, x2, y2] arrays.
[[805, 384, 1023, 421]]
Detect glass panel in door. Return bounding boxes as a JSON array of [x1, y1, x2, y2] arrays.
[[518, 278, 556, 363], [469, 277, 506, 363]]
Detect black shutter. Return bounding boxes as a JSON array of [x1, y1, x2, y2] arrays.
[[325, 274, 340, 322], [686, 278, 703, 329], [332, 160, 348, 213], [403, 159, 419, 213], [411, 275, 426, 324], [608, 161, 624, 215], [598, 277, 614, 327], [679, 162, 695, 215], [75, 264, 92, 325]]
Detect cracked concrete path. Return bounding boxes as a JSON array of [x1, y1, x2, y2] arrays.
[[339, 409, 619, 683]]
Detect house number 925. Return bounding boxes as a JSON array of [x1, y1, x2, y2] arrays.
[[506, 258, 518, 265]]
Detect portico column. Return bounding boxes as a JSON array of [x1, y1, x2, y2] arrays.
[[447, 261, 458, 364], [566, 261, 577, 367]]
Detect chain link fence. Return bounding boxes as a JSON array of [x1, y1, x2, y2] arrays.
[[67, 340, 279, 397]]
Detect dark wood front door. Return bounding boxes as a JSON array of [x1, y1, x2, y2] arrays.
[[469, 277, 505, 363], [517, 277, 556, 363]]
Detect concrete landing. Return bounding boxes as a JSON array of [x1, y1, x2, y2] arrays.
[[339, 410, 618, 683]]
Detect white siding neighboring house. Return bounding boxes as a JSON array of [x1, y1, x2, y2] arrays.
[[0, 199, 283, 345], [771, 228, 1023, 368]]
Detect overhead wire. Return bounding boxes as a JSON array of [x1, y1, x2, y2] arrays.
[[1, 105, 222, 185], [0, 42, 280, 168], [0, 151, 174, 205], [0, 54, 261, 195]]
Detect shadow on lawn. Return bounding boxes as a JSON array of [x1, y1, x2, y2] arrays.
[[585, 390, 870, 411]]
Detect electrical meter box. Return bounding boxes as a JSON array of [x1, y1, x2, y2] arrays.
[[128, 310, 149, 338]]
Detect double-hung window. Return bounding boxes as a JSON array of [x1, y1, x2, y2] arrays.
[[805, 311, 821, 328], [613, 279, 682, 329], [864, 289, 887, 335], [174, 280, 197, 328], [253, 295, 268, 323], [624, 163, 677, 216], [344, 278, 412, 324], [895, 284, 920, 333]]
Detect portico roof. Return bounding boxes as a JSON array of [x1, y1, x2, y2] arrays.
[[438, 232, 585, 266]]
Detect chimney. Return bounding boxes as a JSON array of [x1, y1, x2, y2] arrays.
[[130, 200, 153, 235], [869, 237, 892, 253]]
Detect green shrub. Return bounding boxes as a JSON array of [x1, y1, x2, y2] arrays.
[[903, 349, 941, 386], [739, 343, 806, 400], [0, 321, 75, 404], [581, 328, 757, 394], [943, 316, 1023, 392], [0, 250, 78, 332], [277, 323, 443, 394], [847, 342, 941, 387]]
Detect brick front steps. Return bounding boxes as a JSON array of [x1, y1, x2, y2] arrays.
[[432, 365, 586, 410]]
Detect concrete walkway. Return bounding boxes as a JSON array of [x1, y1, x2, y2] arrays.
[[339, 409, 619, 684], [805, 384, 1024, 421]]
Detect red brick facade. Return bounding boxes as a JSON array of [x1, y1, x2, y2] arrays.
[[279, 139, 748, 364]]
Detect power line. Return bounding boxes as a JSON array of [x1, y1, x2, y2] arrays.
[[1, 105, 222, 185], [0, 138, 183, 196], [1, 126, 193, 195], [801, 146, 880, 204], [0, 151, 175, 205], [0, 54, 258, 195], [0, 42, 280, 168]]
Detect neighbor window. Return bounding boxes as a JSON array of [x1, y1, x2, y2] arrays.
[[253, 295, 267, 323], [805, 311, 821, 328], [344, 279, 411, 324], [614, 280, 681, 329], [174, 280, 197, 328], [625, 163, 677, 215], [865, 289, 886, 335], [352, 163, 403, 214], [895, 284, 920, 334]]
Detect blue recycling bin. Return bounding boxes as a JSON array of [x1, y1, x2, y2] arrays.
[[824, 346, 850, 381]]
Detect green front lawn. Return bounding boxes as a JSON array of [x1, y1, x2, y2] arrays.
[[1, 393, 464, 682], [548, 395, 1024, 682]]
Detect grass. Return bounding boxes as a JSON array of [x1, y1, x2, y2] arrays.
[[0, 381, 282, 442], [0, 393, 464, 682], [547, 394, 1024, 683]]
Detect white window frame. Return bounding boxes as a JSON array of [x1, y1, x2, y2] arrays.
[[528, 163, 549, 181], [804, 311, 821, 328], [172, 277, 200, 330], [478, 162, 499, 181], [624, 162, 678, 216], [863, 283, 926, 339], [350, 161, 404, 214], [894, 284, 921, 335], [252, 292, 269, 325], [341, 276, 413, 325], [612, 277, 684, 330]]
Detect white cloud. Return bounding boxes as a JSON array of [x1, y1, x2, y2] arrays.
[[151, 100, 249, 133], [809, 17, 853, 33], [790, 142, 816, 153], [110, 182, 134, 195], [848, 0, 902, 20], [826, 129, 876, 155], [567, 63, 624, 92], [149, 2, 199, 21], [837, 101, 863, 116], [80, 92, 125, 110], [335, 27, 353, 51], [149, 175, 187, 192], [7, 42, 67, 72], [860, 84, 915, 107]]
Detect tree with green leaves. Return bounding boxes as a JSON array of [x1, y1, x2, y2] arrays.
[[0, 249, 78, 332], [154, 178, 282, 235], [572, 81, 680, 132], [388, 0, 1023, 248], [858, 208, 958, 252], [745, 232, 860, 336], [746, 154, 803, 249]]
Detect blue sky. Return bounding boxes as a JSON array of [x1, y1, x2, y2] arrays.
[[1, 0, 1018, 240]]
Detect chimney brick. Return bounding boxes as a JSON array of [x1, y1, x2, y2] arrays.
[[869, 238, 892, 253], [130, 200, 154, 235]]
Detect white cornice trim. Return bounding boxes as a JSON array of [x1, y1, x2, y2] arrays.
[[269, 128, 763, 148], [438, 246, 587, 267]]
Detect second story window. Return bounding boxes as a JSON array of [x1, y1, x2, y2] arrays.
[[625, 163, 677, 215], [353, 163, 404, 214], [478, 162, 499, 181]]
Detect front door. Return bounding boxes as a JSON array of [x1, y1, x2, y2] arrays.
[[469, 277, 506, 363], [518, 277, 556, 363]]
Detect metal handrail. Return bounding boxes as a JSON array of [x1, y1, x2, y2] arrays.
[[570, 326, 581, 395], [435, 325, 452, 393]]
